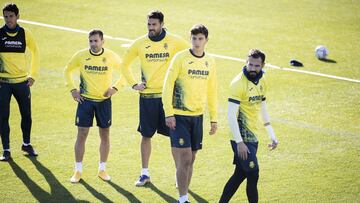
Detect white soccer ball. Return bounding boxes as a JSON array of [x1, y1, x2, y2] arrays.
[[315, 45, 329, 59]]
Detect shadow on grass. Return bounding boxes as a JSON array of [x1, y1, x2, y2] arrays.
[[319, 58, 337, 63], [145, 182, 177, 202], [189, 189, 209, 203], [79, 179, 113, 203], [8, 157, 85, 203], [107, 181, 141, 203]]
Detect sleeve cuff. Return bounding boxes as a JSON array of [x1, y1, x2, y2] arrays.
[[234, 136, 243, 143], [228, 98, 240, 104], [164, 109, 174, 118]]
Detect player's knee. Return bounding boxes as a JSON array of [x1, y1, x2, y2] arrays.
[[19, 104, 31, 116], [181, 160, 192, 169], [180, 153, 193, 168], [246, 170, 259, 185], [100, 135, 110, 144], [77, 127, 89, 137], [77, 135, 88, 142], [20, 113, 31, 122]]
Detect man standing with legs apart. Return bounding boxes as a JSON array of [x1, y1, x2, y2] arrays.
[[0, 3, 40, 161], [121, 10, 188, 186], [219, 49, 278, 203], [162, 24, 218, 203], [64, 29, 124, 183]]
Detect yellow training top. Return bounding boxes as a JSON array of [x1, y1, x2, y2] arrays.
[[228, 68, 267, 142], [64, 48, 124, 100], [162, 49, 218, 122], [121, 30, 188, 94], [0, 25, 40, 83]]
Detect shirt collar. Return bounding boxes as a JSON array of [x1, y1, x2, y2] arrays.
[[3, 24, 20, 33], [148, 28, 166, 42], [89, 48, 104, 56]]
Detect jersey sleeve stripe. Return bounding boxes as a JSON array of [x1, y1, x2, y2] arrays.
[[228, 98, 240, 104]]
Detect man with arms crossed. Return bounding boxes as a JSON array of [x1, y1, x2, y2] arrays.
[[162, 24, 217, 203], [0, 3, 40, 161], [219, 49, 278, 203], [64, 29, 123, 183], [121, 10, 188, 186]]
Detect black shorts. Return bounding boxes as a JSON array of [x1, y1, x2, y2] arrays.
[[137, 95, 169, 137], [231, 140, 259, 172], [75, 98, 111, 128], [170, 115, 203, 151]]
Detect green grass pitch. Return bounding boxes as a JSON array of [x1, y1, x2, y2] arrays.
[[0, 0, 359, 202]]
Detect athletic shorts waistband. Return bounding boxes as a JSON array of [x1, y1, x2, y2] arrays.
[[82, 96, 110, 102], [139, 93, 162, 98], [0, 76, 28, 83]]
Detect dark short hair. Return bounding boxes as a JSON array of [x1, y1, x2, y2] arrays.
[[89, 29, 103, 40], [190, 24, 208, 38], [3, 3, 19, 16], [248, 49, 266, 63], [147, 10, 164, 23]]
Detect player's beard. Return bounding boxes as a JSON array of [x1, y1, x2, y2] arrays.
[[148, 30, 155, 37], [148, 29, 161, 37], [248, 71, 259, 78]]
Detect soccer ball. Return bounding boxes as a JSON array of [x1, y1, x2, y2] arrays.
[[315, 45, 329, 59]]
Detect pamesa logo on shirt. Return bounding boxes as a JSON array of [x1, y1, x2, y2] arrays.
[[84, 65, 108, 71], [3, 40, 23, 49], [188, 69, 209, 76], [4, 41, 22, 45], [187, 69, 210, 79], [145, 52, 170, 59]]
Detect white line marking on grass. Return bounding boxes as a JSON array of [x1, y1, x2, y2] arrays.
[[7, 17, 360, 83], [265, 63, 360, 83], [209, 53, 360, 83], [14, 18, 133, 43]]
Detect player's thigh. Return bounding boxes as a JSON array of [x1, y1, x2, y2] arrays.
[[190, 115, 203, 151], [231, 141, 259, 172], [170, 115, 192, 148], [138, 97, 159, 137], [94, 98, 112, 128], [157, 99, 170, 136], [76, 100, 95, 127], [12, 81, 31, 114], [0, 82, 12, 117]]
